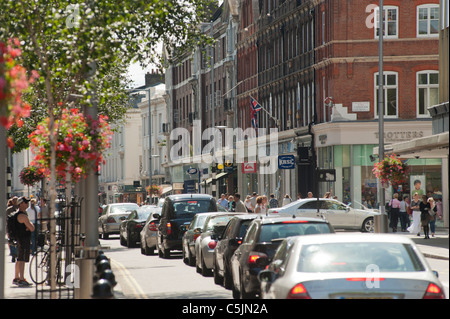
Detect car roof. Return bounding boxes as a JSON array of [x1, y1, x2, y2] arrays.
[[288, 233, 415, 245], [108, 203, 139, 206], [167, 194, 213, 200], [257, 215, 330, 224]]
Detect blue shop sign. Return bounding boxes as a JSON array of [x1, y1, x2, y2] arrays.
[[278, 155, 295, 169]]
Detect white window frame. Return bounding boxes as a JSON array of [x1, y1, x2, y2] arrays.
[[417, 4, 440, 37], [374, 71, 399, 119], [374, 6, 399, 39], [416, 70, 439, 118]]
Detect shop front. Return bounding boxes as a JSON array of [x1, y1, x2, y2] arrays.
[[313, 121, 442, 211]]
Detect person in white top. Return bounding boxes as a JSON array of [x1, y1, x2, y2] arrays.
[[26, 198, 40, 253], [254, 196, 268, 215], [407, 193, 422, 236]]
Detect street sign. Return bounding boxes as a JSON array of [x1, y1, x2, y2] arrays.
[[242, 162, 257, 174], [278, 155, 296, 169], [317, 169, 336, 182], [186, 167, 198, 175], [184, 180, 196, 193]]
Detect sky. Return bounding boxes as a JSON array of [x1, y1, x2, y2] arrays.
[[127, 62, 154, 88]]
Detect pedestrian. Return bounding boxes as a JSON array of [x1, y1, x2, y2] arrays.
[[233, 194, 247, 213], [250, 192, 258, 210], [269, 194, 278, 208], [307, 192, 313, 198], [254, 196, 268, 215], [296, 193, 302, 200], [407, 193, 422, 236], [420, 195, 432, 239], [404, 195, 412, 228], [13, 196, 35, 287], [388, 193, 401, 232], [428, 197, 437, 237], [282, 194, 292, 206], [228, 195, 236, 212], [6, 197, 18, 262], [399, 195, 409, 232], [217, 194, 228, 210], [27, 198, 40, 254], [323, 192, 331, 198], [244, 195, 253, 213]]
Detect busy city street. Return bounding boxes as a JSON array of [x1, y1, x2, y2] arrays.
[[1, 0, 449, 304]]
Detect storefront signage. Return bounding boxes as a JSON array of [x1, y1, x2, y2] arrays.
[[374, 131, 424, 142], [186, 167, 198, 175], [317, 169, 336, 182], [352, 101, 370, 112], [242, 162, 257, 174], [278, 155, 296, 169]]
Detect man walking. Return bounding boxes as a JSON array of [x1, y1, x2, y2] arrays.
[[13, 197, 35, 287], [233, 194, 247, 213]]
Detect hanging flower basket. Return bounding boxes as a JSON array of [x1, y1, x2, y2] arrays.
[[19, 165, 45, 186], [0, 38, 39, 130], [146, 184, 162, 197], [372, 154, 408, 186], [28, 108, 112, 183]]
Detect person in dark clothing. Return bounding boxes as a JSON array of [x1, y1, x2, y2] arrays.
[[419, 195, 432, 239], [13, 197, 35, 287]]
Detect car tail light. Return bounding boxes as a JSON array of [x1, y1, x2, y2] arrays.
[[208, 241, 217, 249], [423, 283, 445, 299], [248, 252, 268, 266], [272, 211, 278, 214], [148, 222, 158, 231], [193, 233, 201, 242], [282, 220, 308, 224], [287, 283, 311, 299], [134, 223, 143, 229], [106, 217, 116, 223], [167, 223, 172, 235]]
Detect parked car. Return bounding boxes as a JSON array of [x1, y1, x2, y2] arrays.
[[182, 212, 218, 266], [268, 198, 379, 232], [213, 214, 259, 288], [98, 203, 139, 239], [230, 216, 334, 299], [194, 212, 244, 276], [119, 205, 157, 247], [140, 206, 163, 255], [157, 194, 217, 258], [258, 234, 446, 299]]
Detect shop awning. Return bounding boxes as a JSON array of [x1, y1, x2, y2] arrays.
[[204, 172, 229, 184], [373, 131, 449, 159]]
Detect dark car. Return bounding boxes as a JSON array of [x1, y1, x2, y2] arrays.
[[157, 194, 217, 258], [213, 214, 258, 288], [140, 206, 162, 255], [120, 205, 156, 247], [230, 216, 335, 299], [182, 212, 217, 266]]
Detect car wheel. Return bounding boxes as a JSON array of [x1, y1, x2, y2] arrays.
[[223, 263, 233, 290], [187, 245, 196, 266], [120, 234, 126, 246], [126, 232, 134, 248], [362, 217, 374, 232], [240, 275, 256, 299], [213, 258, 223, 285], [102, 227, 109, 239], [201, 255, 212, 277]]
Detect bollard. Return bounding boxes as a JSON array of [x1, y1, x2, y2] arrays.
[[96, 258, 111, 274], [92, 279, 114, 299], [99, 269, 117, 287]]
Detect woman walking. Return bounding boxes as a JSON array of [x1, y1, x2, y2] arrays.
[[407, 193, 422, 236]]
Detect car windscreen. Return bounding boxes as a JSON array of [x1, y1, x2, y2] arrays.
[[173, 200, 214, 218], [297, 242, 426, 273], [205, 215, 236, 232], [259, 222, 332, 242], [111, 204, 138, 214]]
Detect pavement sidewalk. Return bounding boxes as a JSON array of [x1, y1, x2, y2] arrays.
[[2, 229, 448, 299]]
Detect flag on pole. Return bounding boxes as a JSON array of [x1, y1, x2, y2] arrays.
[[250, 96, 261, 135]]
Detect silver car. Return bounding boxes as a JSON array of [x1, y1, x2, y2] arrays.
[[98, 203, 139, 239], [268, 198, 379, 232], [259, 234, 446, 299], [195, 212, 244, 276]]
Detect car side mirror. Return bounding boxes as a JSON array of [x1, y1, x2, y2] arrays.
[[258, 270, 276, 283], [433, 270, 439, 278], [153, 213, 161, 219]]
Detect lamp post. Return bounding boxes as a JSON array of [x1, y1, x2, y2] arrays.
[[376, 0, 388, 233]]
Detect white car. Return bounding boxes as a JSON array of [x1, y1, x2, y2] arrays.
[[259, 234, 446, 299], [268, 198, 379, 232]]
